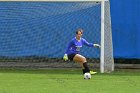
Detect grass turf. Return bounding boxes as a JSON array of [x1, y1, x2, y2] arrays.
[[0, 69, 139, 93]]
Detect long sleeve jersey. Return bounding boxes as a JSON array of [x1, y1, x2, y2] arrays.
[[65, 37, 94, 55]]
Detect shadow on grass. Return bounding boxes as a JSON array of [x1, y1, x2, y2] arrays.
[[0, 68, 82, 75], [0, 68, 139, 76]]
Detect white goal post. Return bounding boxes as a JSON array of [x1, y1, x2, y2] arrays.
[[0, 0, 114, 73]]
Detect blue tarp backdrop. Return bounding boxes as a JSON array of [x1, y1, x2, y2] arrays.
[[0, 1, 140, 58], [111, 0, 140, 58], [0, 2, 101, 58]]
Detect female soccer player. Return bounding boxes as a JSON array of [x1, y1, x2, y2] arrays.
[[63, 29, 100, 74]]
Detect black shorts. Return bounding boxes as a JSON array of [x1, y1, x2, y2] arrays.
[[68, 53, 77, 61]]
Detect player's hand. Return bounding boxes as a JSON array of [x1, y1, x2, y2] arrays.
[[94, 44, 101, 48], [63, 54, 68, 61]]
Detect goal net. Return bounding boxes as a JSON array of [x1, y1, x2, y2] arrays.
[[0, 0, 114, 73]]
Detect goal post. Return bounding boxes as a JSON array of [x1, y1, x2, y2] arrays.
[[101, 0, 114, 73], [0, 0, 114, 73]]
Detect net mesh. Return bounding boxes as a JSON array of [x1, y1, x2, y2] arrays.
[[104, 1, 114, 72], [0, 1, 113, 71]]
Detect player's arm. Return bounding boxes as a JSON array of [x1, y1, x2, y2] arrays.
[[82, 38, 100, 48], [63, 40, 73, 61], [82, 38, 94, 47]]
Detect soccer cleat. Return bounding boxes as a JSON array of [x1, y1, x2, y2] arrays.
[[90, 71, 97, 75]]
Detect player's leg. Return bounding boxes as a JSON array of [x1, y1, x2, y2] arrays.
[[73, 54, 97, 74], [68, 54, 97, 74], [73, 54, 90, 74]]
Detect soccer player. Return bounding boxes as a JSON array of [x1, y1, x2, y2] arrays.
[[63, 29, 100, 74]]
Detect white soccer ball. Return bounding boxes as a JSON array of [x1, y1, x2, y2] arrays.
[[84, 73, 91, 79]]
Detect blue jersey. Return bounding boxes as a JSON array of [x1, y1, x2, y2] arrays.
[[65, 37, 94, 55]]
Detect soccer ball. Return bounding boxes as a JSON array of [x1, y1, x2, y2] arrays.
[[84, 73, 91, 79]]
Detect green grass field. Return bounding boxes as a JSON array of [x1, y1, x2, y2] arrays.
[[0, 69, 139, 93]]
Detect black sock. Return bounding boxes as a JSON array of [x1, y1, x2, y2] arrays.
[[82, 69, 86, 74], [83, 62, 90, 73]]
